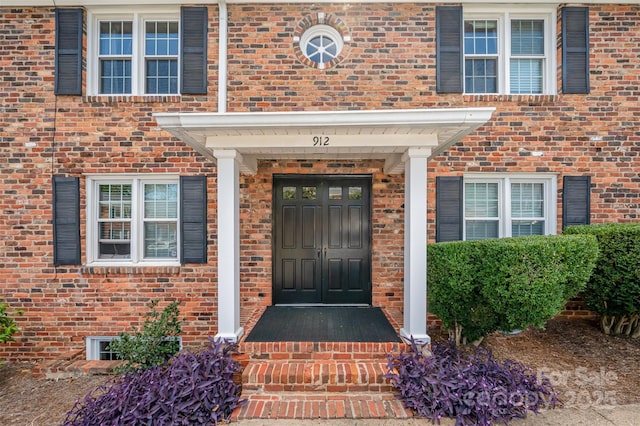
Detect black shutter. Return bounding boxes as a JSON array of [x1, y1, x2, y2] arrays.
[[562, 7, 590, 94], [436, 6, 463, 94], [436, 176, 464, 242], [563, 176, 591, 229], [180, 7, 208, 95], [180, 176, 207, 263], [53, 176, 81, 265], [55, 8, 83, 96]]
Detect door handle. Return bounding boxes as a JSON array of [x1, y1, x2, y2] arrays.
[[317, 249, 321, 258]]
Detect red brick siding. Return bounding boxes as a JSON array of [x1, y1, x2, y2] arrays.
[[0, 6, 221, 361], [1, 4, 639, 360]]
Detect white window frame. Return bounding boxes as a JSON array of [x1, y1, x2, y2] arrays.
[[86, 336, 119, 361], [87, 7, 180, 96], [463, 5, 556, 95], [86, 336, 183, 361], [299, 24, 344, 69], [463, 173, 557, 240], [86, 174, 181, 267]]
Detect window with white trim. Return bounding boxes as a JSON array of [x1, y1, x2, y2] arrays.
[[464, 7, 556, 94], [464, 175, 556, 240], [86, 336, 182, 361], [87, 175, 180, 265], [86, 337, 120, 361], [300, 24, 344, 69], [88, 9, 179, 95]]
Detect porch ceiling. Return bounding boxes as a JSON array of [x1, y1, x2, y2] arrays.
[[153, 108, 494, 174]]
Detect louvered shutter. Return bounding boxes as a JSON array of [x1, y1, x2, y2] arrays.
[[562, 7, 590, 94], [436, 6, 463, 94], [563, 176, 591, 229], [55, 9, 83, 95], [436, 176, 464, 242], [53, 177, 81, 265], [180, 7, 208, 95], [180, 176, 207, 264]]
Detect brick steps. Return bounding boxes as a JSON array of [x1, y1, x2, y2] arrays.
[[231, 391, 413, 420], [238, 341, 404, 361], [233, 338, 412, 420], [242, 360, 394, 393]]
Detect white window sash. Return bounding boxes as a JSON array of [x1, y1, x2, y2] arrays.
[[463, 5, 556, 95], [87, 7, 180, 96], [464, 174, 557, 240], [86, 174, 180, 266]]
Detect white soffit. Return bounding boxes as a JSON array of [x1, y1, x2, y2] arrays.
[[153, 108, 495, 174]]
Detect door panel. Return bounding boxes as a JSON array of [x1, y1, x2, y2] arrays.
[[273, 176, 371, 305]]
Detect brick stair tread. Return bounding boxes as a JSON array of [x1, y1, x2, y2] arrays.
[[232, 391, 413, 420], [238, 341, 405, 361], [242, 359, 394, 392]]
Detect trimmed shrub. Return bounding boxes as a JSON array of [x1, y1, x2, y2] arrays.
[[428, 234, 598, 344], [385, 339, 558, 425], [427, 241, 498, 345], [63, 339, 245, 426], [564, 223, 640, 338], [109, 300, 183, 373]]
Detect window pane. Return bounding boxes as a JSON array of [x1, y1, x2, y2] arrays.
[[302, 186, 317, 200], [329, 187, 342, 200], [99, 340, 120, 361], [465, 59, 497, 93], [144, 183, 178, 219], [99, 240, 131, 259], [511, 20, 544, 55], [99, 184, 132, 218], [512, 220, 544, 236], [283, 187, 296, 200], [100, 59, 132, 94], [511, 183, 544, 217], [146, 59, 178, 94], [510, 59, 543, 94], [307, 35, 338, 63], [466, 220, 499, 240], [144, 222, 177, 258], [99, 21, 133, 55], [145, 21, 179, 56], [464, 20, 498, 55], [465, 182, 499, 217], [99, 222, 131, 240], [348, 187, 362, 200], [98, 184, 132, 259]]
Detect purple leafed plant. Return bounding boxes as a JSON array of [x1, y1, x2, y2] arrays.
[[385, 339, 558, 426], [63, 338, 245, 426]]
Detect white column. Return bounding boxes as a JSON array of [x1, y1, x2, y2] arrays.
[[213, 149, 243, 342], [400, 148, 431, 345]]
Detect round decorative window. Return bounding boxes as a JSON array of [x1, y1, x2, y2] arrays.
[[300, 25, 344, 66]]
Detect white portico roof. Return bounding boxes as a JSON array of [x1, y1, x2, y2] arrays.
[[153, 108, 495, 174]]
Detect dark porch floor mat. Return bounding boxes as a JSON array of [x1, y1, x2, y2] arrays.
[[244, 306, 401, 342]]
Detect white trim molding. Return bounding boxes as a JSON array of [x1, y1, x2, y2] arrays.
[[154, 108, 495, 174], [400, 148, 431, 345]]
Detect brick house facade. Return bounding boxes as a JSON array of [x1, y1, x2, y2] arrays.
[[1, 1, 638, 362]]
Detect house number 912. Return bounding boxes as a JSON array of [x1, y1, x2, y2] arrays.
[[312, 136, 330, 146]]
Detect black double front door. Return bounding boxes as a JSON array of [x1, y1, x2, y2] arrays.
[[273, 175, 372, 305]]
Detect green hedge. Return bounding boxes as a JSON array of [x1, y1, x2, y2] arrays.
[[564, 223, 640, 337], [428, 234, 598, 344]]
